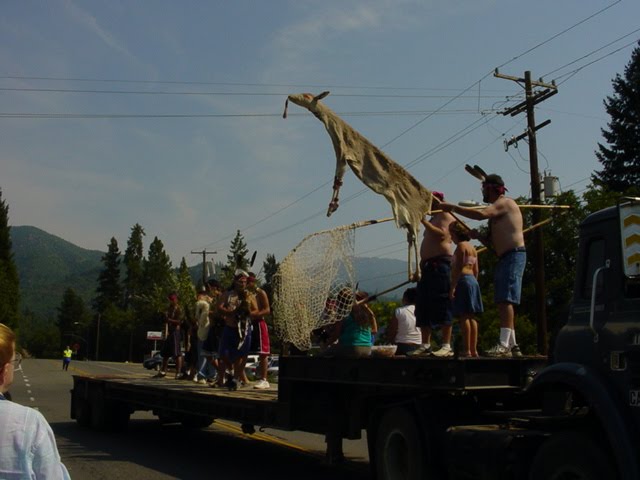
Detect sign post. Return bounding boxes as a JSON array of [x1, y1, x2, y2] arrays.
[[146, 331, 163, 354]]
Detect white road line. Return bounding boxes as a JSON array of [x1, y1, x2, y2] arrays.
[[30, 397, 35, 402]]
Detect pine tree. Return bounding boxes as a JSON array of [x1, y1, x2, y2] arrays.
[[593, 41, 640, 193], [176, 257, 196, 322], [261, 253, 279, 300], [58, 288, 90, 347], [123, 223, 145, 308], [144, 237, 173, 291], [221, 230, 249, 286], [0, 189, 20, 329], [94, 237, 122, 313]]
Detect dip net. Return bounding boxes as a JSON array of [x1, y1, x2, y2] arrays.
[[272, 224, 358, 351]]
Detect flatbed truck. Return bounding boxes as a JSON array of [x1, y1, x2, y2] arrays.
[[71, 198, 640, 479]]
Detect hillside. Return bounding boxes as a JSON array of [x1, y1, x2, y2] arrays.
[[11, 226, 407, 319], [12, 226, 104, 318]]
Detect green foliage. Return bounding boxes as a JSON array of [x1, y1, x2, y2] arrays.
[[57, 288, 91, 348], [17, 310, 60, 358], [176, 257, 196, 322], [369, 299, 400, 344], [0, 189, 20, 329], [123, 223, 145, 308], [94, 237, 122, 313], [221, 230, 250, 287], [261, 253, 279, 300], [593, 41, 640, 194], [143, 237, 173, 293]]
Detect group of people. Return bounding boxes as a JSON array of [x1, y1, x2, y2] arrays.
[[155, 269, 273, 390], [388, 173, 526, 358]]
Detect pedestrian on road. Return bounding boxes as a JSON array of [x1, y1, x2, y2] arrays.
[[62, 346, 72, 371]]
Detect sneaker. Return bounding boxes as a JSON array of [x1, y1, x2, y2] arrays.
[[153, 371, 166, 378], [432, 346, 454, 358], [406, 345, 433, 357], [511, 345, 523, 358], [175, 373, 185, 380], [253, 379, 270, 390], [485, 343, 512, 358]]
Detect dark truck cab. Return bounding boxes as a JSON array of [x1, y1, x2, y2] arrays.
[[444, 197, 640, 480]]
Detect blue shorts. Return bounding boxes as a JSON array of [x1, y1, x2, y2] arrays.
[[452, 274, 484, 316], [494, 248, 526, 304], [219, 325, 252, 362]]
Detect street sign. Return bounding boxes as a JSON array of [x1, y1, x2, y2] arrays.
[[146, 331, 163, 340]]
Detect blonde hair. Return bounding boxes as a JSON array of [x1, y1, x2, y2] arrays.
[[0, 323, 16, 367]]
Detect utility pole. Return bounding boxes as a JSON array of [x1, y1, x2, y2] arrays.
[[95, 313, 101, 361], [495, 69, 557, 355], [191, 249, 217, 286]]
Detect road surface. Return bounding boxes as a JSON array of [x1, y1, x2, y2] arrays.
[[10, 358, 370, 480]]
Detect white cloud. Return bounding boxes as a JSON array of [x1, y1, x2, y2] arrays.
[[63, 0, 141, 65]]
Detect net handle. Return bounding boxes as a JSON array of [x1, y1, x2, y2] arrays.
[[356, 279, 413, 305]]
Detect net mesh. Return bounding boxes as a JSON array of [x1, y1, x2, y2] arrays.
[[272, 225, 357, 351]]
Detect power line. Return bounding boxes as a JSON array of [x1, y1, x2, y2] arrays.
[[553, 38, 640, 86], [0, 74, 512, 93], [0, 86, 509, 100], [495, 0, 622, 71], [542, 27, 640, 79], [0, 109, 500, 120]]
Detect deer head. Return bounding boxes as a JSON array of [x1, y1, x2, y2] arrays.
[[283, 91, 330, 118]]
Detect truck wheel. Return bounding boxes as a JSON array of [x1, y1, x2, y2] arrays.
[[181, 415, 214, 429], [529, 431, 615, 480], [74, 395, 91, 427], [375, 407, 425, 480]]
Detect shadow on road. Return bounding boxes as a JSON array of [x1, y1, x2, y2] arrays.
[[52, 417, 370, 480]]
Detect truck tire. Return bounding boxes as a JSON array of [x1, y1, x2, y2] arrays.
[[529, 431, 615, 480], [89, 387, 130, 431], [181, 415, 214, 429], [74, 394, 91, 427], [375, 407, 426, 480]]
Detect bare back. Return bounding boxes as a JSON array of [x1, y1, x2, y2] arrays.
[[486, 196, 524, 256], [420, 212, 455, 260]]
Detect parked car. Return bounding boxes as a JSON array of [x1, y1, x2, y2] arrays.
[[143, 352, 176, 371], [245, 356, 279, 380], [267, 358, 279, 380]]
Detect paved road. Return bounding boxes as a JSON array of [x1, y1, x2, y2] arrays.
[[9, 358, 370, 480]]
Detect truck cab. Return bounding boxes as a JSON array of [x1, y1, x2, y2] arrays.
[[532, 197, 640, 479]]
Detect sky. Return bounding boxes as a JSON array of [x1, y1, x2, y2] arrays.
[[2, 0, 639, 279]]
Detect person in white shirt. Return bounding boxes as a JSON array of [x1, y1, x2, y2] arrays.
[[387, 288, 422, 355], [0, 323, 71, 479]]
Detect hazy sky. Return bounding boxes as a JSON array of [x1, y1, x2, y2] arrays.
[[2, 1, 638, 277]]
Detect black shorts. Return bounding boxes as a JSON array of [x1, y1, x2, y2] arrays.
[[161, 330, 183, 358], [415, 256, 452, 328]]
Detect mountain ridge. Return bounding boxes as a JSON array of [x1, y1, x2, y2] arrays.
[[11, 225, 406, 319]]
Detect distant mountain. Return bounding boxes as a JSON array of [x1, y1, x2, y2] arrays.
[[354, 257, 407, 300], [12, 226, 104, 318], [11, 226, 407, 319]]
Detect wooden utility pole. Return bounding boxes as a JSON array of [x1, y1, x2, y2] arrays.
[[494, 69, 557, 355], [191, 249, 217, 286]]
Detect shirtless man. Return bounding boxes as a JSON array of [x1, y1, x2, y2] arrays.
[[408, 191, 455, 357], [247, 272, 272, 390], [440, 173, 525, 357], [217, 270, 258, 387]]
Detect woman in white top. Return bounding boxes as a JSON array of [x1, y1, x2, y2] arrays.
[[387, 288, 422, 355], [0, 323, 70, 479]]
